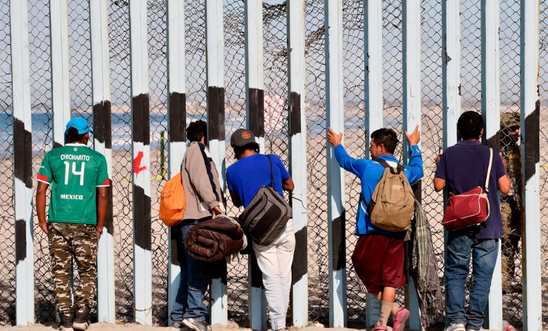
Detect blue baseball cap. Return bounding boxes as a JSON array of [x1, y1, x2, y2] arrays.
[[65, 117, 92, 135]]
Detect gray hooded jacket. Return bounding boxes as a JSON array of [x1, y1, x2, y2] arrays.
[[181, 141, 224, 220]]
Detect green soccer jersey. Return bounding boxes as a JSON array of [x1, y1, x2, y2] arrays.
[[37, 143, 110, 225]]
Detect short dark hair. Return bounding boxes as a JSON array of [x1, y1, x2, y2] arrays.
[[457, 111, 484, 140], [187, 120, 207, 142], [370, 128, 398, 154], [233, 143, 260, 159], [66, 127, 86, 143]]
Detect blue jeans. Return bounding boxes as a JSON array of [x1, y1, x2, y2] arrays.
[[445, 231, 498, 329], [171, 224, 211, 323]]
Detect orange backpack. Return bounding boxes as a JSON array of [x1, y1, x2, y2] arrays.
[[159, 172, 191, 226]]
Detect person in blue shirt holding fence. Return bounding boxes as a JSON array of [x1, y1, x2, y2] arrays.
[[327, 125, 423, 331]]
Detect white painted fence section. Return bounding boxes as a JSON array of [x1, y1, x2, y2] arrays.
[[50, 0, 71, 147], [10, 0, 34, 326], [521, 1, 542, 330], [481, 1, 503, 329], [206, 0, 229, 325], [442, 0, 461, 149], [244, 1, 267, 329], [402, 0, 422, 329], [90, 0, 115, 323], [364, 0, 384, 327], [288, 0, 309, 327], [166, 0, 187, 325], [130, 0, 152, 325], [325, 0, 347, 327]]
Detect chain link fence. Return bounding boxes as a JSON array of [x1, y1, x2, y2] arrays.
[[302, 0, 327, 322], [28, 0, 55, 323], [1, 0, 547, 329], [108, 0, 134, 323], [539, 0, 548, 328], [498, 0, 524, 325]]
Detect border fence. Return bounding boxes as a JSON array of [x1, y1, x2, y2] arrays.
[[1, 0, 547, 330]]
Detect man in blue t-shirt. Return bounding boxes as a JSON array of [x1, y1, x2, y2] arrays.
[[328, 125, 422, 331], [434, 111, 510, 331], [226, 128, 295, 331]]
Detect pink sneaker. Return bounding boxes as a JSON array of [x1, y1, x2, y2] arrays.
[[393, 307, 410, 331], [372, 326, 388, 331]]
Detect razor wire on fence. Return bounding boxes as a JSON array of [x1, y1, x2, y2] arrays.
[[1, 0, 547, 329]]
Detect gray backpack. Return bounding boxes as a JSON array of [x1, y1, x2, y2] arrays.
[[238, 155, 292, 246], [368, 159, 415, 232]]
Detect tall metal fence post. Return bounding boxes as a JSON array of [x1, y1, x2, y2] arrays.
[[364, 0, 383, 327], [402, 0, 422, 329], [10, 0, 34, 325], [49, 0, 72, 321], [90, 0, 115, 323], [325, 0, 346, 327], [166, 0, 187, 325], [520, 0, 542, 330], [50, 0, 71, 148], [245, 0, 267, 328], [206, 0, 228, 325], [442, 0, 461, 149], [288, 0, 308, 327], [442, 0, 461, 326], [129, 0, 152, 325], [481, 0, 503, 329]]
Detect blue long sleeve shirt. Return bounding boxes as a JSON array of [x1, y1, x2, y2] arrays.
[[334, 144, 424, 236]]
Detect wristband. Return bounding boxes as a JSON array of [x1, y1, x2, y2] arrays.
[[95, 227, 103, 235]]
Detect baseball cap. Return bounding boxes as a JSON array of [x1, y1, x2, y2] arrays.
[[65, 117, 92, 135], [230, 128, 257, 147]]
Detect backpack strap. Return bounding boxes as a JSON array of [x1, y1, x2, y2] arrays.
[[266, 154, 276, 190], [198, 142, 220, 202], [484, 148, 493, 192], [376, 158, 404, 174]]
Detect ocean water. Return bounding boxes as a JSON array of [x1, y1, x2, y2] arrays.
[[0, 112, 394, 158]]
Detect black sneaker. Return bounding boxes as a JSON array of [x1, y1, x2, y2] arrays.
[[59, 311, 74, 331], [183, 318, 212, 331], [72, 307, 90, 331]]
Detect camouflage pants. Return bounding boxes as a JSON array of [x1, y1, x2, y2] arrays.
[[48, 222, 98, 314], [500, 199, 522, 286]]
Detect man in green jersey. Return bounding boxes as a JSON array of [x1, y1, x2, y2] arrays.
[[36, 117, 110, 331]]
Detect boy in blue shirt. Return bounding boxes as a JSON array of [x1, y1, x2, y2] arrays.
[[328, 126, 422, 331]]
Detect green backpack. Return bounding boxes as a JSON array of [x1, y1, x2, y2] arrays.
[[368, 159, 415, 232]]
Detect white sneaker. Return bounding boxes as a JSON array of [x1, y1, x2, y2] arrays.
[[182, 318, 212, 331]]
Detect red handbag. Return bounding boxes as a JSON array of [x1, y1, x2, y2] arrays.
[[441, 148, 493, 231]]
